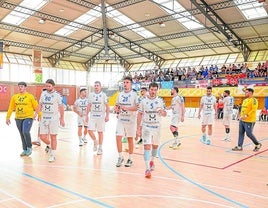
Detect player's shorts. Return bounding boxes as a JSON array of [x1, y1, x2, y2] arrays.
[[39, 119, 59, 135], [77, 115, 88, 127], [142, 124, 161, 145], [171, 114, 180, 127], [223, 113, 232, 126], [201, 113, 214, 125], [116, 119, 137, 138], [88, 118, 105, 132]]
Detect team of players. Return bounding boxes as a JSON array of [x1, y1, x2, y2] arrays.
[[6, 77, 262, 178]]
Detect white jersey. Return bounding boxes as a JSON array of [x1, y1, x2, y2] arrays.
[[138, 96, 146, 105], [223, 95, 234, 115], [116, 90, 138, 123], [171, 95, 184, 115], [74, 97, 88, 117], [39, 90, 63, 120], [200, 94, 217, 115], [139, 96, 165, 127], [88, 91, 108, 119]]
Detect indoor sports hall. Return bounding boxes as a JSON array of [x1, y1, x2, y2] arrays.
[[0, 0, 267, 207]]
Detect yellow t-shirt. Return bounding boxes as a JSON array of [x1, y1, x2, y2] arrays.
[[240, 97, 258, 122], [6, 92, 39, 120]]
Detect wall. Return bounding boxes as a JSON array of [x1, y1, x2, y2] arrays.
[[0, 82, 78, 111]]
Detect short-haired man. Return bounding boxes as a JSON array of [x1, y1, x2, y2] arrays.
[[86, 81, 110, 155], [137, 82, 167, 178], [221, 90, 234, 141], [38, 79, 65, 162], [198, 86, 217, 145], [6, 81, 40, 157], [232, 88, 262, 151], [114, 76, 138, 167], [73, 88, 88, 146], [168, 87, 185, 149]]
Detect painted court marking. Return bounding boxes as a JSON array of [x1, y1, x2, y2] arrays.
[[158, 136, 249, 208]]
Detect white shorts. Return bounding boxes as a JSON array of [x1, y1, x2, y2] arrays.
[[116, 120, 137, 137], [223, 114, 232, 126], [142, 124, 161, 145], [77, 115, 88, 127], [39, 119, 59, 135], [171, 114, 180, 127], [201, 113, 214, 125], [88, 118, 105, 132]]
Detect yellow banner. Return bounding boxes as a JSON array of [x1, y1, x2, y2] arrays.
[[158, 86, 268, 97]]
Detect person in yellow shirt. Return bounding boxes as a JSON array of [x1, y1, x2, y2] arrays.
[[6, 81, 40, 156], [232, 88, 262, 151]]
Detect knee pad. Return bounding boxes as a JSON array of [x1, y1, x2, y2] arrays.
[[170, 125, 178, 133]]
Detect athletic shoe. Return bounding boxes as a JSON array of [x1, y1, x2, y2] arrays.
[[206, 139, 211, 145], [232, 146, 243, 151], [253, 143, 262, 152], [48, 155, 55, 162], [32, 141, 41, 146], [222, 138, 231, 142], [200, 135, 206, 144], [82, 137, 87, 143], [116, 157, 124, 167], [124, 159, 133, 167], [122, 137, 127, 143], [93, 140, 98, 151], [45, 145, 50, 153], [20, 150, 27, 157], [150, 161, 155, 171], [172, 143, 181, 150], [169, 142, 177, 148], [97, 148, 103, 155], [79, 139, 84, 146], [145, 169, 151, 178], [25, 147, 32, 156]]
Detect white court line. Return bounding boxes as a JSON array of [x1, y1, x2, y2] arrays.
[[47, 199, 86, 208], [96, 194, 234, 208], [13, 163, 268, 201], [0, 189, 35, 208]]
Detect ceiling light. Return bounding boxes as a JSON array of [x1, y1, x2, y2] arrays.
[[39, 17, 46, 24], [159, 21, 166, 28], [4, 44, 10, 51]]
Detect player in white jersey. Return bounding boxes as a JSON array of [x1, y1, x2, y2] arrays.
[[198, 86, 217, 145], [221, 90, 234, 141], [73, 88, 88, 146], [114, 77, 138, 168], [86, 81, 110, 155], [167, 87, 185, 149], [137, 82, 167, 178], [38, 79, 65, 162], [135, 87, 148, 146]]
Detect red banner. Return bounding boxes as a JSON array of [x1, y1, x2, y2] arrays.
[[33, 49, 42, 68]]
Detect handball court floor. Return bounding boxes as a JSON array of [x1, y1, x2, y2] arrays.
[[0, 111, 267, 208]]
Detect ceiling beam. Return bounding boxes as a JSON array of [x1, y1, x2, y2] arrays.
[[190, 0, 251, 61], [121, 36, 268, 59], [66, 0, 99, 9], [101, 0, 109, 57], [0, 1, 100, 33], [47, 34, 103, 67], [109, 30, 165, 67], [84, 49, 104, 70], [108, 0, 146, 10], [113, 0, 257, 33]]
